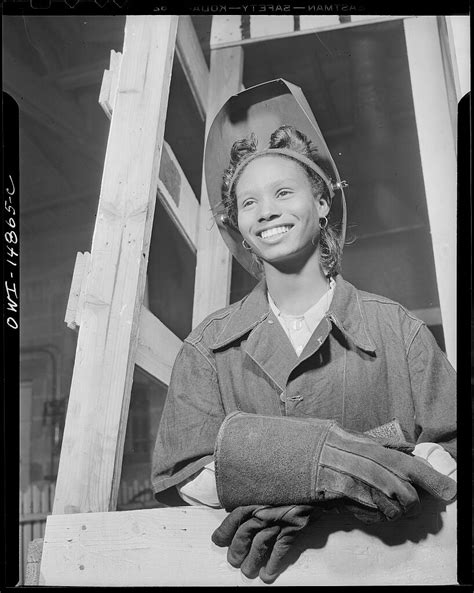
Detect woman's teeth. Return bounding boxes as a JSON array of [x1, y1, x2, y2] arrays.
[[260, 226, 292, 239]]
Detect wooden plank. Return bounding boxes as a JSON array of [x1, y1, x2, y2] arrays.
[[404, 17, 457, 369], [445, 16, 470, 100], [210, 16, 242, 49], [65, 252, 88, 329], [157, 142, 200, 252], [300, 15, 340, 30], [135, 305, 182, 386], [192, 46, 243, 327], [176, 16, 209, 120], [100, 60, 199, 251], [250, 15, 294, 39], [40, 500, 456, 586], [66, 271, 182, 384], [210, 15, 411, 49], [52, 16, 178, 516], [351, 15, 403, 23], [73, 253, 92, 329], [99, 50, 122, 119]]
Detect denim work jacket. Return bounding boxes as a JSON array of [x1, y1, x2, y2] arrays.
[[151, 275, 456, 496]]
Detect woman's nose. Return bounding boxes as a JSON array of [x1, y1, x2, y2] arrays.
[[257, 197, 281, 222]]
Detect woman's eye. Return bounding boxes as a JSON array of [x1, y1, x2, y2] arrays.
[[277, 189, 291, 198], [241, 198, 255, 208]]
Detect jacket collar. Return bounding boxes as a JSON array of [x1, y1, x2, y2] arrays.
[[211, 274, 376, 353]]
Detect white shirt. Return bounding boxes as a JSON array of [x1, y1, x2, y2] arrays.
[[268, 278, 335, 356]]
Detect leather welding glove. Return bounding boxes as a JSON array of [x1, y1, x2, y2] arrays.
[[341, 429, 418, 524], [214, 412, 457, 516], [212, 504, 318, 583]]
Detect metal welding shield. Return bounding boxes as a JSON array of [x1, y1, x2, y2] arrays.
[[204, 78, 347, 278]]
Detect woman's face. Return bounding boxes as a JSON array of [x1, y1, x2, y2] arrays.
[[235, 155, 329, 268]]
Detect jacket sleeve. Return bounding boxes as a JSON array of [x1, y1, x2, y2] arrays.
[[151, 340, 226, 497], [407, 323, 457, 459]]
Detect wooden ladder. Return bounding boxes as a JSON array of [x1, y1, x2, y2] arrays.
[[34, 16, 457, 586]]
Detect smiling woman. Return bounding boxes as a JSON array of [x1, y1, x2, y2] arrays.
[[222, 125, 340, 313], [151, 79, 457, 584]]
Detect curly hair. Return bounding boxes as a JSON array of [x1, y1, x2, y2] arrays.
[[221, 125, 342, 277]]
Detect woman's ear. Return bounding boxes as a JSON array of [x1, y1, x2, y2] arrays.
[[317, 197, 330, 218]]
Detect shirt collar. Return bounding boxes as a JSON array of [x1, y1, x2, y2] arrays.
[[268, 278, 335, 336], [211, 274, 376, 353]]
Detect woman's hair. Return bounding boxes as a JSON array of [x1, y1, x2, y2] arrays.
[[221, 125, 342, 277]]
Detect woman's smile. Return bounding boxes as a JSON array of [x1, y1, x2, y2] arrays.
[[258, 224, 294, 242]]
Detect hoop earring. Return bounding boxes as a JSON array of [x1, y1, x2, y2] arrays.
[[242, 239, 252, 251], [319, 216, 328, 230]]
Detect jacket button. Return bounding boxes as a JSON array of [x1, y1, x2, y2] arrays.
[[280, 391, 286, 402], [268, 319, 274, 324]]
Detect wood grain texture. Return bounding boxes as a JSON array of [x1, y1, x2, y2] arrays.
[[40, 500, 457, 586], [192, 46, 243, 328], [135, 305, 182, 386], [176, 15, 209, 120], [52, 16, 178, 516]]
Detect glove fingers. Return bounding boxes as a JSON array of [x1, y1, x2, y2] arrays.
[[254, 504, 314, 526], [344, 501, 386, 524], [212, 505, 263, 547], [239, 526, 281, 578], [407, 457, 457, 502], [372, 488, 406, 521], [260, 532, 301, 583], [227, 517, 271, 568]]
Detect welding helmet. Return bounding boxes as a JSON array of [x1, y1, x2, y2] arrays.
[[204, 78, 347, 278]]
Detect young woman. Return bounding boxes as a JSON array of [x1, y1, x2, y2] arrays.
[[152, 80, 456, 583]]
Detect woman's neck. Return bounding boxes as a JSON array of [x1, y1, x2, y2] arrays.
[[264, 254, 330, 316]]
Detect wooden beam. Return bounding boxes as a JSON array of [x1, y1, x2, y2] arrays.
[[64, 257, 182, 384], [65, 267, 182, 384], [176, 16, 209, 120], [404, 17, 457, 369], [100, 58, 199, 251], [192, 46, 243, 327], [64, 252, 91, 330], [445, 16, 470, 101], [52, 16, 178, 516], [210, 15, 409, 50], [40, 499, 456, 585], [250, 15, 294, 39], [157, 142, 200, 252], [135, 306, 182, 386], [99, 50, 122, 119]]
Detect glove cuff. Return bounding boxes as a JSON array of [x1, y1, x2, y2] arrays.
[[214, 412, 335, 510]]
